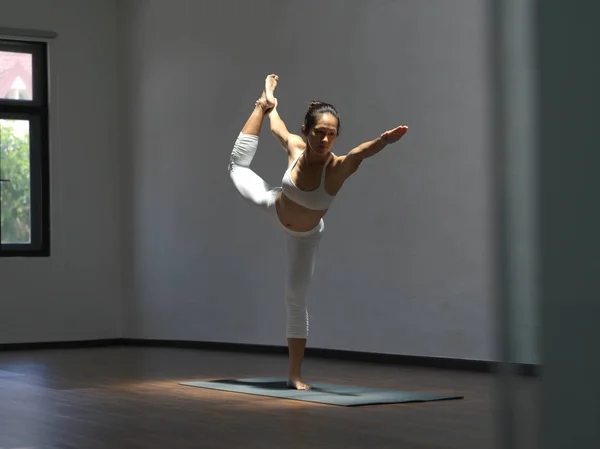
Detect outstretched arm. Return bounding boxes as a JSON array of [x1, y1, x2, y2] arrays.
[[340, 125, 409, 175]]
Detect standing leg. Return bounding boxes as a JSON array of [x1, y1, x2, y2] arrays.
[[284, 224, 324, 390]]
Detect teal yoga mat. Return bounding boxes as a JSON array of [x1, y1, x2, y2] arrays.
[[180, 377, 464, 407]]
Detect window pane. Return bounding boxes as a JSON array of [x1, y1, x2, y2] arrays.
[[0, 119, 31, 244], [0, 51, 33, 101]]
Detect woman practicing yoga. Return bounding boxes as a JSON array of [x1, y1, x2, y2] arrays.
[[228, 74, 408, 390]]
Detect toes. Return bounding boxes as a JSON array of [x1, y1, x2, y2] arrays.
[[288, 381, 310, 390]]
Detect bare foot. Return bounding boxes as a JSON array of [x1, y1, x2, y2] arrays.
[[255, 90, 271, 111], [287, 378, 312, 390], [265, 74, 279, 109]]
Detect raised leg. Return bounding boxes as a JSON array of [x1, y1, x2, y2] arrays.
[[264, 74, 279, 109], [241, 91, 269, 136], [228, 94, 278, 213]]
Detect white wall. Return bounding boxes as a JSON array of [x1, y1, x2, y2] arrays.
[[0, 0, 123, 343], [123, 0, 498, 361]]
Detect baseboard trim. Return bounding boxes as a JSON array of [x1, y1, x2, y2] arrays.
[[0, 338, 540, 377], [120, 338, 540, 377], [0, 338, 122, 351]]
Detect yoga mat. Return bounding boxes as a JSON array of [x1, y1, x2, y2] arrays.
[[180, 377, 464, 406]]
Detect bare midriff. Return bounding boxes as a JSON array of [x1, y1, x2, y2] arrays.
[[275, 190, 328, 232], [275, 149, 349, 232]]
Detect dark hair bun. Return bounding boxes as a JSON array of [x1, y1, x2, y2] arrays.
[[303, 101, 341, 135]]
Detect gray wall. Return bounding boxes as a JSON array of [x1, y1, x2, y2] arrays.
[[0, 0, 533, 366], [0, 0, 123, 343], [123, 0, 498, 361], [537, 1, 600, 447]]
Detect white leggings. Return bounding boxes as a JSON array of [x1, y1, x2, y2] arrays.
[[228, 132, 324, 339]]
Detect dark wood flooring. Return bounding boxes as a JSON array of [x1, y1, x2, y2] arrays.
[[0, 346, 538, 449]]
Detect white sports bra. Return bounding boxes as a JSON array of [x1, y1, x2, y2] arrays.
[[281, 150, 336, 210]]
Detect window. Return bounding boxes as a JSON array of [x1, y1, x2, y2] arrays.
[[0, 39, 50, 257]]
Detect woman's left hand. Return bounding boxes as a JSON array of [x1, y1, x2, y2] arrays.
[[380, 125, 408, 144]]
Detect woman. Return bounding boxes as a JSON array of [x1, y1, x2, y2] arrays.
[[228, 74, 408, 389]]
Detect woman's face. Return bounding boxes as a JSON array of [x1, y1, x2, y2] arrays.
[[304, 113, 338, 155]]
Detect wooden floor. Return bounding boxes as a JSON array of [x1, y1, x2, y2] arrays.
[[0, 346, 538, 449]]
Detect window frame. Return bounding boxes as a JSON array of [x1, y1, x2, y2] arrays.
[[0, 38, 50, 257]]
